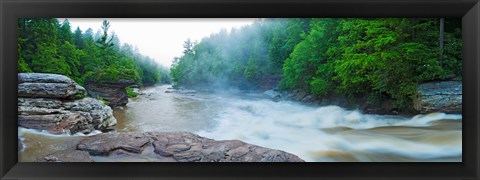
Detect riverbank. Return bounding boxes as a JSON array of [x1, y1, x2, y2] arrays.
[[260, 80, 462, 115]]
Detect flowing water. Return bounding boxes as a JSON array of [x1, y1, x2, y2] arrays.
[[19, 85, 462, 162]]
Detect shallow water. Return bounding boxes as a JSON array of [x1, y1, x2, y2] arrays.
[[19, 85, 462, 162]]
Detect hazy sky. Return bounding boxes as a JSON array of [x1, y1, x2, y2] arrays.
[[64, 18, 255, 67]]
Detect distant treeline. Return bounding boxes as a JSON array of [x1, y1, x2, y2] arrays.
[[18, 18, 171, 86], [170, 18, 462, 108]]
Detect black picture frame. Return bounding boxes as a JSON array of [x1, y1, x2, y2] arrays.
[[1, 0, 479, 179]]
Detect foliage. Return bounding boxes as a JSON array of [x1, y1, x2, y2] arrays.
[[126, 87, 138, 98], [170, 18, 462, 109], [97, 97, 109, 106], [74, 92, 87, 99], [18, 18, 170, 87]]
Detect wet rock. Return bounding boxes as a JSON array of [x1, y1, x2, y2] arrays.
[[165, 90, 178, 93], [296, 89, 307, 101], [414, 81, 462, 113], [18, 112, 93, 134], [18, 73, 86, 99], [263, 90, 282, 101], [85, 80, 135, 107], [148, 131, 304, 162], [165, 89, 196, 94], [179, 90, 196, 94], [132, 88, 144, 95], [18, 73, 117, 135], [46, 132, 305, 162], [41, 150, 93, 162], [18, 97, 116, 134], [63, 98, 117, 130], [77, 132, 150, 155], [287, 89, 299, 99], [302, 95, 317, 103]]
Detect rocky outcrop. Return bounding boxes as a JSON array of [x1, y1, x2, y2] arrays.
[[265, 89, 324, 105], [18, 73, 117, 134], [414, 81, 462, 113], [18, 73, 86, 99], [85, 80, 135, 107], [263, 89, 282, 101], [41, 131, 304, 162]]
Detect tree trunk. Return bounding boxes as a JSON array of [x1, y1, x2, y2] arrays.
[[439, 18, 445, 66], [440, 18, 444, 49]]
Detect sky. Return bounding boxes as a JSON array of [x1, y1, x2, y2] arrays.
[[63, 18, 255, 67]]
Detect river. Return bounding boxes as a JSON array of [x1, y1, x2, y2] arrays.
[[19, 85, 462, 162]]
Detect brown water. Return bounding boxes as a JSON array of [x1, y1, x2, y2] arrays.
[[19, 85, 462, 162]]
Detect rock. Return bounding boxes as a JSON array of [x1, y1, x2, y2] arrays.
[[18, 73, 117, 135], [263, 90, 282, 101], [414, 81, 462, 113], [18, 111, 94, 134], [178, 90, 196, 94], [18, 97, 116, 134], [85, 80, 135, 107], [18, 73, 86, 99], [165, 89, 196, 94], [302, 95, 317, 102], [77, 132, 151, 155], [63, 98, 117, 130], [18, 73, 76, 84], [40, 150, 93, 162], [296, 89, 307, 101], [132, 88, 143, 95], [45, 132, 305, 162], [165, 90, 178, 93]]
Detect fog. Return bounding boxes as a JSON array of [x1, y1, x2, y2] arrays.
[[64, 18, 255, 67]]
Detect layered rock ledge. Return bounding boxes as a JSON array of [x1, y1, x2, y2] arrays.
[[41, 131, 305, 162], [414, 80, 462, 113], [18, 73, 117, 134], [85, 80, 135, 107]]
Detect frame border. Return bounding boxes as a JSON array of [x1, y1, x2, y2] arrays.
[[1, 0, 479, 179]]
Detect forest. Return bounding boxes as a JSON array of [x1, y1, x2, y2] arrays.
[[18, 18, 171, 87], [170, 18, 462, 109]]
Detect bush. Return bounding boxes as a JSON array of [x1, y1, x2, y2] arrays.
[[97, 97, 109, 106], [126, 87, 138, 98]]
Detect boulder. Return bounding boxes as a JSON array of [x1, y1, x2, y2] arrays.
[[85, 80, 135, 107], [44, 132, 305, 162], [301, 95, 317, 103], [296, 89, 307, 101], [76, 132, 151, 155], [18, 73, 117, 135], [263, 90, 282, 101], [18, 73, 86, 99], [414, 81, 462, 113], [18, 97, 116, 135], [132, 88, 143, 95]]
